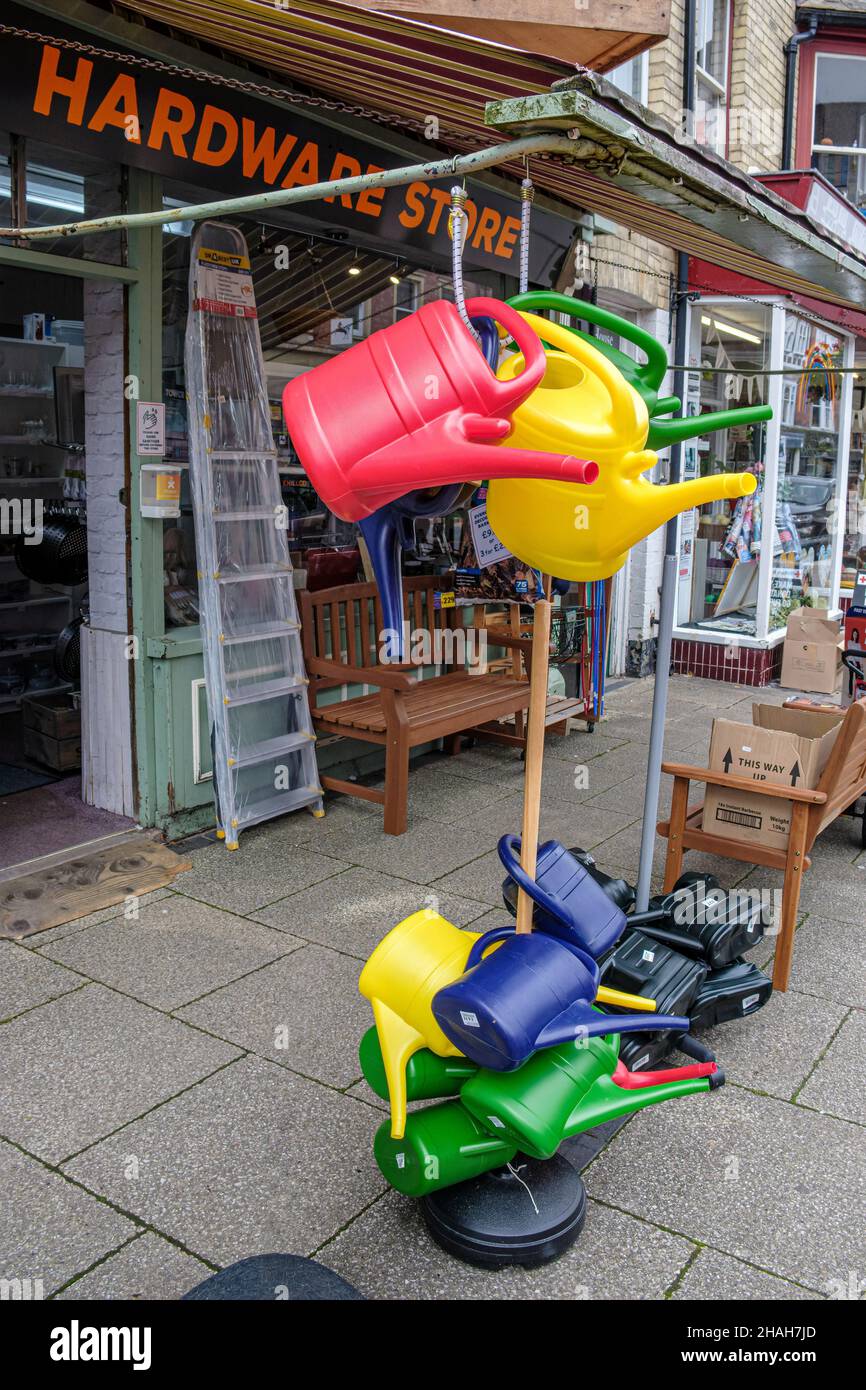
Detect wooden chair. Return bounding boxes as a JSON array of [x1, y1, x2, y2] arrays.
[[657, 698, 866, 991], [299, 576, 533, 835]]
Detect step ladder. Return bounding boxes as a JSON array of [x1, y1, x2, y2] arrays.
[[184, 221, 323, 849]]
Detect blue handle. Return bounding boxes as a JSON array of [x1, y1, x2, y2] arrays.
[[466, 922, 600, 989], [497, 835, 579, 936]]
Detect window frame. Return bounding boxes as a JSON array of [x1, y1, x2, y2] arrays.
[[692, 0, 733, 156]]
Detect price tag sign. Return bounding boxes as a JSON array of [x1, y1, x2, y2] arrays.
[[468, 503, 513, 569]]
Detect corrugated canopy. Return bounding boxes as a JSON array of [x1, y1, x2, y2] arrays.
[[116, 0, 866, 310]]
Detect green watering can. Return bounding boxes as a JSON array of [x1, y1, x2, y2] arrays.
[[363, 1029, 721, 1196], [506, 290, 772, 451]]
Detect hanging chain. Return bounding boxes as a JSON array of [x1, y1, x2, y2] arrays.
[[0, 20, 436, 137]]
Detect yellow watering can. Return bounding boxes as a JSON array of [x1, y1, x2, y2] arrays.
[[359, 908, 658, 1138], [488, 313, 758, 581]]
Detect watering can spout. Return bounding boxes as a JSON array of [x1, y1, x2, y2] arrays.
[[369, 998, 424, 1140], [648, 403, 772, 449], [639, 469, 757, 534]]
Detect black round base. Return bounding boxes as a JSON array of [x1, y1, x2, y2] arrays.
[[421, 1154, 587, 1270]]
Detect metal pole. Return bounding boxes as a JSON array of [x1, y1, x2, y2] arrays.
[[0, 133, 588, 242]]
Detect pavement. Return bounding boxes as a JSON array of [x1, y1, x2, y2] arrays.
[[2, 674, 864, 1301]]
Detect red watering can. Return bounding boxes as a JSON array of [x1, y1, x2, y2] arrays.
[[282, 297, 598, 522]]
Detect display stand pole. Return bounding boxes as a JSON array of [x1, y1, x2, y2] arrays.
[[516, 597, 551, 933]]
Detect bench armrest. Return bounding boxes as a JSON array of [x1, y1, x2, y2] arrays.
[[661, 762, 828, 806], [479, 627, 534, 657], [305, 655, 415, 691]]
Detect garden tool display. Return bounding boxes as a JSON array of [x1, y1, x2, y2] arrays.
[[431, 927, 690, 1071], [486, 312, 758, 582], [505, 291, 773, 451], [281, 297, 598, 524]]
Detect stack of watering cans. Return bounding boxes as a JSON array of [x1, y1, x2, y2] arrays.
[[358, 843, 724, 1201]]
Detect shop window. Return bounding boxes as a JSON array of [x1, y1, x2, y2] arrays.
[[811, 53, 866, 213], [0, 137, 125, 265], [844, 367, 866, 590], [606, 52, 649, 106], [694, 0, 730, 155], [393, 275, 420, 322], [677, 303, 772, 638]]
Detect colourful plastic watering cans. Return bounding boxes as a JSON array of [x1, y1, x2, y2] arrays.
[[359, 1024, 477, 1103], [281, 297, 598, 524], [487, 311, 759, 581], [432, 927, 690, 1072], [497, 834, 628, 960], [358, 910, 490, 1139], [461, 1033, 720, 1161], [506, 290, 773, 451]]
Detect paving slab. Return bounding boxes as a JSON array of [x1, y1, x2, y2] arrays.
[[672, 1249, 822, 1300], [452, 789, 633, 846], [425, 743, 529, 786], [41, 896, 302, 1010], [0, 941, 83, 1020], [777, 915, 865, 1008], [318, 1189, 693, 1300], [65, 1057, 385, 1265], [252, 865, 485, 958], [797, 1011, 866, 1126], [0, 1139, 135, 1297], [176, 945, 370, 1088], [174, 840, 348, 915], [584, 1086, 866, 1292], [431, 848, 515, 907], [539, 728, 630, 762], [699, 988, 846, 1101], [55, 1231, 212, 1301], [0, 984, 240, 1163], [369, 764, 515, 825], [18, 888, 174, 949], [320, 818, 499, 885]]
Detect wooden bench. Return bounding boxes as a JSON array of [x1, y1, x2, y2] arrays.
[[300, 576, 534, 834], [656, 697, 866, 991]]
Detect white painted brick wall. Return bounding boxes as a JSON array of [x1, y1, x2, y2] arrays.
[[84, 278, 127, 633]]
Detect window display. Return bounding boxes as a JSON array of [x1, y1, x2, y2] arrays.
[[843, 369, 866, 590]]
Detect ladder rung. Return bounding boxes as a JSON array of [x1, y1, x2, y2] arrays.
[[213, 507, 286, 522], [225, 673, 308, 706], [209, 450, 278, 460], [232, 785, 323, 831], [220, 621, 300, 646], [214, 564, 293, 584], [227, 730, 316, 770]]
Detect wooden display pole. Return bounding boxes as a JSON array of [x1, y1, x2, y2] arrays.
[[516, 597, 552, 933]]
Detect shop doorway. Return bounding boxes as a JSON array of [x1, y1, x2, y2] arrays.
[[0, 262, 134, 872]]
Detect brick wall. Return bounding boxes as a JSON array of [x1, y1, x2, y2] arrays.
[[727, 0, 797, 171]]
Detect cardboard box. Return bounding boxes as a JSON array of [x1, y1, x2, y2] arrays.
[[702, 702, 845, 851], [780, 607, 843, 694]]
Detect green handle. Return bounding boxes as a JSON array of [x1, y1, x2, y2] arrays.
[[507, 289, 669, 393], [647, 403, 773, 450]]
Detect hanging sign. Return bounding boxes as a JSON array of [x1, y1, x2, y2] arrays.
[[0, 3, 574, 281], [469, 503, 513, 569]]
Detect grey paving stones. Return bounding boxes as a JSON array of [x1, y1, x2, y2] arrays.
[[372, 764, 515, 824], [319, 1190, 693, 1300], [797, 1011, 866, 1125], [252, 865, 485, 958], [585, 1086, 866, 1291], [0, 985, 240, 1163], [174, 841, 347, 914], [176, 945, 370, 1087], [432, 848, 514, 907], [55, 1232, 211, 1301], [0, 941, 82, 1019], [699, 989, 846, 1101], [322, 817, 499, 885], [452, 789, 633, 847], [672, 1249, 822, 1300], [40, 896, 302, 1010], [779, 916, 865, 1008], [65, 1057, 385, 1265], [18, 888, 174, 948], [0, 1139, 135, 1297]]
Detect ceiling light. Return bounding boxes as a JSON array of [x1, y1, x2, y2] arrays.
[[348, 251, 362, 276], [701, 314, 762, 345]]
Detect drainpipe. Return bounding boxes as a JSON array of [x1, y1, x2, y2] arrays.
[[634, 0, 698, 912], [782, 15, 819, 169]]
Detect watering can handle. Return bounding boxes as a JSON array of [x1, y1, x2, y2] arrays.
[[465, 297, 547, 403], [508, 290, 668, 393], [516, 311, 646, 445], [497, 834, 598, 943]]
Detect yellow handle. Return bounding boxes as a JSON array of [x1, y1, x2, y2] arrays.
[[517, 310, 649, 453], [596, 984, 658, 1013]]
